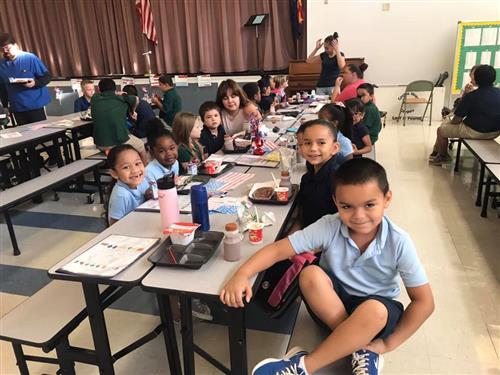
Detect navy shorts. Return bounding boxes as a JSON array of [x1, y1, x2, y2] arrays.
[[302, 267, 404, 340]]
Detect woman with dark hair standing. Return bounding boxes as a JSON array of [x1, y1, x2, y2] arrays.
[[307, 34, 346, 96], [215, 79, 249, 136], [331, 63, 369, 103]]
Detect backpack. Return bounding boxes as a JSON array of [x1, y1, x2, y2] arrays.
[[254, 252, 317, 318]]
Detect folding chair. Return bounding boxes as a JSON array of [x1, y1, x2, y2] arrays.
[[397, 80, 434, 126]]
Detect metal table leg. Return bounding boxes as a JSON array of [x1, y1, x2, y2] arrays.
[[476, 163, 485, 207], [81, 283, 115, 375], [227, 306, 247, 375], [180, 295, 195, 375], [4, 210, 20, 255], [156, 294, 183, 375]]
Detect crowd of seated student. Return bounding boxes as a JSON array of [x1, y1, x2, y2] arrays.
[[72, 63, 440, 375]]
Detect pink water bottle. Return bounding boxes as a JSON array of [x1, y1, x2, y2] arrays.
[[157, 172, 180, 229]]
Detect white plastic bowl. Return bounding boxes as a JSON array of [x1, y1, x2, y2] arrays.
[[170, 231, 195, 246]]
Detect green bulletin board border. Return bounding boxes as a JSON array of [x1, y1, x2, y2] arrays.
[[452, 20, 500, 95]]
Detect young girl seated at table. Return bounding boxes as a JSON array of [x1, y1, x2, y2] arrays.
[[271, 75, 288, 103], [318, 103, 354, 162], [145, 118, 179, 186], [291, 119, 342, 232], [172, 112, 204, 174], [345, 98, 372, 157], [107, 144, 150, 225]]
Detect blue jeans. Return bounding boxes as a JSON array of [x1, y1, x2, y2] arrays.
[[316, 87, 334, 96]]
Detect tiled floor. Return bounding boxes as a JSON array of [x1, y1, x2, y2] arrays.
[[1, 120, 499, 374]]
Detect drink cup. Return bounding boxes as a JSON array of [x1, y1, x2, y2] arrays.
[[224, 138, 234, 151], [248, 222, 264, 245], [275, 187, 289, 201]]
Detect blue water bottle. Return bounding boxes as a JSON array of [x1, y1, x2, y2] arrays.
[[190, 185, 210, 231]]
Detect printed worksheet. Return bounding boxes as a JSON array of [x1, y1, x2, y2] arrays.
[[481, 27, 498, 46], [464, 28, 481, 46], [58, 235, 160, 277]]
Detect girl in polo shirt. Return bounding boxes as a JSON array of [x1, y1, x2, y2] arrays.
[[107, 144, 150, 225], [144, 118, 179, 188]]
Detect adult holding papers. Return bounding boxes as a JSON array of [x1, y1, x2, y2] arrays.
[[0, 33, 51, 125]]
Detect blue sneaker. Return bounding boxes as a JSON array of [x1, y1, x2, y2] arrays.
[[351, 349, 383, 375], [252, 347, 309, 375]]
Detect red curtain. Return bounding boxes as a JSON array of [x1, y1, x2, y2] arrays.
[[0, 0, 306, 78]]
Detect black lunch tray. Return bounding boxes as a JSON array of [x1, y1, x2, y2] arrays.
[[249, 184, 299, 205], [197, 162, 234, 177], [148, 231, 224, 269]]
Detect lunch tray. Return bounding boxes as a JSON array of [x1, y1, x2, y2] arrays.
[[148, 231, 224, 269], [249, 184, 299, 205], [197, 162, 234, 177]]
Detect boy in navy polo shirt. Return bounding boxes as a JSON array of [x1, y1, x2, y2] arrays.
[[73, 79, 95, 113], [0, 33, 51, 125], [221, 158, 434, 375]]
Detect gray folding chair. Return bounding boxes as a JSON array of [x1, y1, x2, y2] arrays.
[[397, 80, 434, 126]]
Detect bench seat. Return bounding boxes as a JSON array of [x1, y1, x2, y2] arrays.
[[0, 158, 104, 255]]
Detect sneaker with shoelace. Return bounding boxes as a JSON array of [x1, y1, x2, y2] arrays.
[[252, 347, 309, 375], [429, 153, 452, 166], [351, 349, 383, 375]]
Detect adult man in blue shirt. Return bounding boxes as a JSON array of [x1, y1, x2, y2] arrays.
[[0, 33, 51, 125]]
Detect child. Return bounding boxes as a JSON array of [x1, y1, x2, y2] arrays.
[[107, 144, 150, 225], [243, 101, 263, 122], [198, 101, 226, 156], [345, 98, 372, 157], [122, 84, 155, 139], [221, 158, 434, 375], [257, 76, 273, 112], [91, 78, 148, 165], [357, 83, 382, 145], [145, 118, 179, 187], [242, 82, 261, 104], [216, 79, 249, 136], [271, 75, 288, 103], [172, 112, 204, 174], [151, 75, 182, 126], [73, 79, 94, 113], [318, 103, 354, 162], [292, 119, 341, 232]]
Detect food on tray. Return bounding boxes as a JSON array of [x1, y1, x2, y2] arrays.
[[252, 187, 275, 200]]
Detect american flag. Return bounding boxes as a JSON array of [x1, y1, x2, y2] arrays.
[[135, 0, 158, 45], [262, 140, 279, 153], [214, 172, 256, 192]]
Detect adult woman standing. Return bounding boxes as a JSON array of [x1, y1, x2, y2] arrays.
[[331, 63, 369, 103], [307, 34, 346, 96]]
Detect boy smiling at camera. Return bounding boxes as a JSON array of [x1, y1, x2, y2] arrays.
[[221, 158, 434, 375]]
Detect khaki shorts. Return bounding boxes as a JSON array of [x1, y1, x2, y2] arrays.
[[98, 135, 146, 154], [438, 119, 500, 140]]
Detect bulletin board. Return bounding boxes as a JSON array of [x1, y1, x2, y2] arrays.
[[451, 21, 500, 94]]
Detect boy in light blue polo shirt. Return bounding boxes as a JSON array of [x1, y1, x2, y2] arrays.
[[220, 158, 434, 375]]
